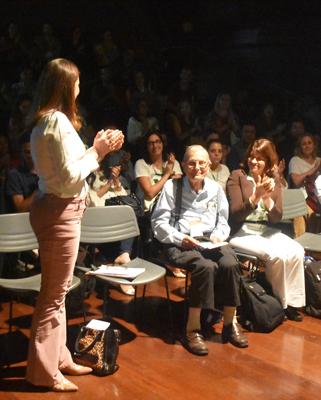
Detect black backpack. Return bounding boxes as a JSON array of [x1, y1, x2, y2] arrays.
[[239, 276, 285, 333], [304, 260, 321, 318]]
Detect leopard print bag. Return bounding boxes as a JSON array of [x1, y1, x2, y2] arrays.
[[74, 326, 121, 376]]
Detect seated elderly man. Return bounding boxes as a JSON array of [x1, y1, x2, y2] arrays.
[[151, 145, 248, 355]]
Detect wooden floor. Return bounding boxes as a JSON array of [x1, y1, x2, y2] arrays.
[[1, 275, 321, 400]]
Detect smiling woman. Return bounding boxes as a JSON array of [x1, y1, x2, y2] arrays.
[[288, 134, 321, 233], [134, 131, 182, 212], [227, 138, 306, 322]]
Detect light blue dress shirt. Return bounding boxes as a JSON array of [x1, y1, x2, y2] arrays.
[[151, 176, 230, 247]]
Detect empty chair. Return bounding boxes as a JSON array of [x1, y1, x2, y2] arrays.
[[79, 205, 170, 322], [282, 188, 321, 254], [0, 212, 81, 333]]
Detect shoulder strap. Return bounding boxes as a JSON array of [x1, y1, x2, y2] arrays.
[[171, 178, 183, 230]]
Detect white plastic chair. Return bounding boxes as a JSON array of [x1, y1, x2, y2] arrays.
[[79, 206, 171, 325], [0, 212, 81, 333]]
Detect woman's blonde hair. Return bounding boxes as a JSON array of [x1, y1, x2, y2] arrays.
[[295, 134, 318, 159]]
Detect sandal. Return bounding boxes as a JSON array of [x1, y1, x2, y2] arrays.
[[166, 264, 186, 278], [120, 284, 135, 296]]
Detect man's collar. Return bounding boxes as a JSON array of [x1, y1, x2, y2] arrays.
[[184, 176, 208, 194]]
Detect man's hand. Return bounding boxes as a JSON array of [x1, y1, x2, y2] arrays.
[[181, 235, 200, 250], [210, 237, 222, 244]]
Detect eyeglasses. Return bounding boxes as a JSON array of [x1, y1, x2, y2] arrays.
[[147, 139, 162, 146], [186, 160, 208, 169]]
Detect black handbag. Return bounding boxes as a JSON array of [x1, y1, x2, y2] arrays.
[[105, 193, 144, 218], [304, 259, 321, 318], [74, 326, 121, 376]]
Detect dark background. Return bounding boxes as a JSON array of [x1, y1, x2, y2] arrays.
[[1, 0, 321, 97]]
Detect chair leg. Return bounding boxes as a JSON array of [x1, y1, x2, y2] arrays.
[[183, 272, 190, 336], [103, 284, 108, 319], [163, 275, 175, 343], [9, 298, 13, 334], [138, 285, 147, 323]]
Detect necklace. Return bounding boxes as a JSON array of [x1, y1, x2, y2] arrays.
[[210, 165, 221, 181]]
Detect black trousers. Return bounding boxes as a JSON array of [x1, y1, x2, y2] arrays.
[[163, 244, 241, 310]]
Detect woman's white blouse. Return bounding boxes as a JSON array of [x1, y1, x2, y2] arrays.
[[31, 111, 99, 198]]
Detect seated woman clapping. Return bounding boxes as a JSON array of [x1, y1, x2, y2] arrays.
[[134, 131, 182, 212], [226, 138, 306, 321], [134, 131, 184, 277]]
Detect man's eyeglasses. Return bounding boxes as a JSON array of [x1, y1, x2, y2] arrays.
[[186, 160, 208, 169]]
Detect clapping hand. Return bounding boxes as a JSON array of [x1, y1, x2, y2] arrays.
[[255, 174, 275, 199], [93, 129, 124, 159], [110, 165, 121, 179], [271, 159, 286, 185], [164, 152, 175, 176], [104, 129, 124, 152]]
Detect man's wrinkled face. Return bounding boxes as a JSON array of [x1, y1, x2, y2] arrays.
[[183, 147, 209, 186]]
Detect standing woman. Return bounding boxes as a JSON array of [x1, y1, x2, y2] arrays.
[[26, 58, 124, 392], [226, 139, 305, 321]]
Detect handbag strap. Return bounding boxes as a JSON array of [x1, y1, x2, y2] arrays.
[[74, 326, 105, 354]]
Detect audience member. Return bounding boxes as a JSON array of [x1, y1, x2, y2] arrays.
[[135, 131, 182, 211], [6, 131, 38, 212], [7, 95, 32, 160], [135, 131, 183, 277], [10, 65, 36, 103], [255, 102, 285, 139], [5, 132, 38, 272], [0, 134, 10, 173], [34, 23, 61, 64], [288, 133, 321, 234], [167, 66, 197, 112], [278, 118, 306, 168], [0, 134, 10, 213], [227, 138, 305, 322], [204, 93, 239, 147], [227, 122, 256, 171], [87, 164, 135, 295], [164, 98, 201, 160], [102, 148, 135, 192], [206, 139, 230, 192], [152, 145, 248, 355], [315, 174, 321, 209], [126, 98, 159, 158], [125, 69, 154, 110], [89, 66, 125, 128]]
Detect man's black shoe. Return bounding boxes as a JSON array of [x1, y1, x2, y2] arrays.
[[285, 306, 303, 322]]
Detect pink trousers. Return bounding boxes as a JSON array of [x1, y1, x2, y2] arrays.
[[26, 194, 86, 387]]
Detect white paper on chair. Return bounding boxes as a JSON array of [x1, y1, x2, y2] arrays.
[[86, 265, 145, 279], [197, 241, 229, 250], [86, 319, 110, 330]]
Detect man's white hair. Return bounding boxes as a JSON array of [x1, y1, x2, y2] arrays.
[[183, 145, 210, 161]]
